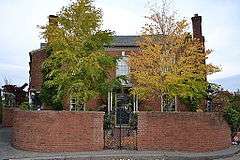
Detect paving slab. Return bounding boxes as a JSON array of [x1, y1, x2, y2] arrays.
[[1, 128, 240, 160]]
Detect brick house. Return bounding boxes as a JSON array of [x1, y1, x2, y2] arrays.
[[29, 14, 205, 114]]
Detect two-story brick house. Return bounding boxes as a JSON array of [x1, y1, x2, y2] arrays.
[[29, 14, 205, 113]]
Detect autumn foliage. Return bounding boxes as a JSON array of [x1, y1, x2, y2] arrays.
[[128, 3, 220, 110]]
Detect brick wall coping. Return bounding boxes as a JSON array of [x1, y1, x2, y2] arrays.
[[12, 108, 105, 114], [138, 111, 222, 115]]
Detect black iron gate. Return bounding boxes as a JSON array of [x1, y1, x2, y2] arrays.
[[103, 110, 138, 150]]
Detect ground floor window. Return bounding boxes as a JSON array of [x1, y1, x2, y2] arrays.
[[162, 95, 177, 112], [106, 87, 138, 126], [107, 87, 138, 113], [70, 98, 85, 111], [29, 90, 42, 109]]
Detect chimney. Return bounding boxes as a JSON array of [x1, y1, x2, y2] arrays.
[[40, 43, 47, 49], [48, 15, 58, 43], [49, 15, 58, 25], [191, 14, 204, 43]]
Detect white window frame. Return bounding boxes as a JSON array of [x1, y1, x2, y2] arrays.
[[70, 98, 85, 111], [116, 51, 129, 77]]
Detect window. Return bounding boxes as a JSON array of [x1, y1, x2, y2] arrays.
[[116, 56, 129, 76], [70, 98, 85, 111], [162, 95, 176, 112]]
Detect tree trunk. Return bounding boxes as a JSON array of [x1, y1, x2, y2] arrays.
[[160, 95, 164, 112], [175, 96, 178, 112]]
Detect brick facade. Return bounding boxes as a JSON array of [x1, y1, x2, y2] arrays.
[[2, 107, 15, 127], [11, 109, 104, 152], [137, 112, 231, 152], [139, 97, 200, 112], [29, 14, 205, 112], [140, 97, 162, 111], [29, 49, 48, 92]]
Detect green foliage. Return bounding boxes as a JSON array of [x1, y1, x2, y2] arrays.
[[19, 102, 31, 111], [129, 113, 138, 130], [39, 85, 63, 111], [224, 106, 240, 133], [40, 0, 118, 107], [180, 96, 204, 112], [145, 107, 154, 112], [2, 93, 15, 108], [0, 94, 2, 108], [86, 107, 94, 111], [224, 92, 240, 133], [229, 92, 240, 111], [0, 94, 2, 123], [103, 114, 112, 130]]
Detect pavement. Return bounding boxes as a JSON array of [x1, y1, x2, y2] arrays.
[[1, 127, 240, 160]]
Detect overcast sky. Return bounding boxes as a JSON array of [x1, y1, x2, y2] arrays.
[[0, 0, 239, 87]]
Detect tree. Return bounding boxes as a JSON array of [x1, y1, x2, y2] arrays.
[[39, 84, 63, 110], [0, 89, 2, 123], [2, 83, 28, 107], [223, 90, 240, 134], [230, 90, 240, 110], [224, 106, 240, 133], [128, 1, 220, 111], [210, 83, 232, 112], [40, 0, 117, 110]]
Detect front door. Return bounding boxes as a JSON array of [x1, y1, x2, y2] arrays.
[[116, 93, 131, 126], [116, 107, 130, 125]]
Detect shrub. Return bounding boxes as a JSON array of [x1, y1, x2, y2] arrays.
[[0, 96, 2, 123], [19, 102, 32, 111], [39, 86, 63, 111], [145, 107, 154, 112], [103, 114, 112, 130], [224, 106, 240, 133], [180, 96, 202, 112], [129, 112, 138, 130]]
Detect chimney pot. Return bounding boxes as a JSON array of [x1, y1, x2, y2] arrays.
[[49, 15, 58, 25], [49, 15, 58, 19], [194, 13, 198, 17], [40, 43, 47, 49]]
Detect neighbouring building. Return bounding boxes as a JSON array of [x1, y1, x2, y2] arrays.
[[29, 14, 205, 116]]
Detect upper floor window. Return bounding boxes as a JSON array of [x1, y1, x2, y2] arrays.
[[116, 51, 129, 76]]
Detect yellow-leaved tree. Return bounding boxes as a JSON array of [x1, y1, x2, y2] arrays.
[[128, 1, 220, 111]]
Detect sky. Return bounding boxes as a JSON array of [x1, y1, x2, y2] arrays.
[[0, 0, 240, 88]]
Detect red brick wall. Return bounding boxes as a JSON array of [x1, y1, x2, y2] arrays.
[[137, 112, 231, 152], [2, 107, 15, 127], [12, 109, 104, 152]]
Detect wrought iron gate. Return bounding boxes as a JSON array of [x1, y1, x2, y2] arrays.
[[103, 110, 138, 150]]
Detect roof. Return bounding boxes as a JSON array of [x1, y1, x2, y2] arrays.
[[30, 36, 140, 53], [107, 36, 140, 47]]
